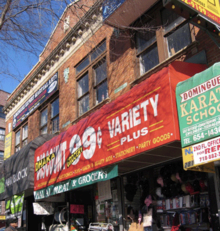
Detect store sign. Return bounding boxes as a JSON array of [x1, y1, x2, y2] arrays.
[[102, 0, 125, 20], [0, 215, 5, 220], [4, 132, 12, 160], [34, 165, 118, 200], [176, 0, 220, 26], [13, 72, 58, 129], [182, 137, 217, 173], [176, 62, 220, 148], [0, 177, 4, 194], [70, 205, 84, 214], [34, 62, 206, 191], [5, 192, 24, 220]]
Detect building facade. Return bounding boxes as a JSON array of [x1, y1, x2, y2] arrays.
[[0, 90, 10, 229], [1, 0, 220, 230]]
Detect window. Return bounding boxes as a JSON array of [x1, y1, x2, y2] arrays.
[[0, 106, 5, 119], [40, 108, 48, 135], [15, 123, 28, 152], [162, 9, 192, 57], [136, 20, 159, 75], [15, 130, 21, 152], [76, 41, 107, 116], [94, 59, 108, 104], [0, 128, 5, 141], [40, 97, 59, 134], [51, 98, 59, 134], [22, 124, 28, 146], [78, 73, 89, 116]]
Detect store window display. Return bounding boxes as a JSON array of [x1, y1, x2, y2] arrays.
[[124, 162, 211, 231]]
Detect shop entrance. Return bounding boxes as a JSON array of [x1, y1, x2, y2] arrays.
[[69, 185, 94, 231]]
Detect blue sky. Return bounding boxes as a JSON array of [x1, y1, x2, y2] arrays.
[[0, 1, 69, 94], [0, 49, 39, 94]]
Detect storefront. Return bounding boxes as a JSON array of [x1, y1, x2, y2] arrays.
[[34, 61, 212, 231], [176, 62, 220, 230], [0, 134, 53, 231]]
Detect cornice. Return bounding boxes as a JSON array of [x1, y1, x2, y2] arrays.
[[4, 0, 103, 115]]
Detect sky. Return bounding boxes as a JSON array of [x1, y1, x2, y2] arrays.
[[0, 1, 69, 94], [0, 49, 39, 94]]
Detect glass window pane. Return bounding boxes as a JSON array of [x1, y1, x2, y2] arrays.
[[140, 45, 159, 75], [167, 23, 191, 57], [0, 128, 5, 141], [15, 146, 20, 152], [41, 108, 48, 127], [0, 106, 5, 119], [51, 98, 59, 118], [162, 8, 185, 32], [22, 124, 28, 140], [96, 81, 108, 104], [78, 95, 89, 116], [0, 151, 3, 158], [94, 60, 107, 85], [137, 33, 156, 53], [15, 130, 20, 146], [52, 116, 59, 134], [41, 126, 47, 135], [76, 57, 90, 74], [22, 139, 28, 147], [78, 74, 89, 98], [91, 41, 106, 61]]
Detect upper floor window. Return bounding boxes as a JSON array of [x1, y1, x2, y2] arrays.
[[40, 97, 59, 135], [162, 9, 192, 57], [40, 108, 48, 135], [15, 123, 28, 152], [136, 20, 159, 76], [51, 98, 59, 134], [15, 130, 21, 152], [0, 106, 5, 119], [22, 124, 28, 147], [76, 41, 107, 116], [0, 128, 5, 141]]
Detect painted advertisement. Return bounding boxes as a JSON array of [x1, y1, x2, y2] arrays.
[[176, 62, 220, 147], [178, 0, 220, 26], [13, 72, 58, 129], [34, 62, 206, 191], [182, 137, 217, 172], [4, 132, 12, 160], [5, 192, 24, 220]]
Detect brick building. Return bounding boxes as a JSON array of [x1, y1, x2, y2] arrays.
[[1, 0, 220, 230]]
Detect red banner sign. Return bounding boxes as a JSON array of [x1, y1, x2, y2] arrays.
[[34, 62, 206, 191]]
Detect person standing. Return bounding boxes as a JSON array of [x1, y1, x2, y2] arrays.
[[5, 218, 18, 231]]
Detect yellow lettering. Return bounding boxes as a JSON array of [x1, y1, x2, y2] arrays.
[[198, 95, 207, 109], [209, 91, 219, 105], [189, 100, 199, 113], [180, 103, 188, 117]]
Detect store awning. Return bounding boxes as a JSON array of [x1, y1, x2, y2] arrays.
[[0, 134, 53, 200], [34, 61, 206, 196]]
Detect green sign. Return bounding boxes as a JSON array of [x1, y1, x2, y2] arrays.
[[34, 165, 118, 200], [0, 177, 4, 194], [5, 192, 24, 220], [176, 62, 220, 147]]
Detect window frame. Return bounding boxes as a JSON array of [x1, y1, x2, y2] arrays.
[[135, 5, 194, 78], [0, 128, 5, 141], [39, 97, 59, 135], [15, 123, 28, 152], [75, 40, 108, 117]]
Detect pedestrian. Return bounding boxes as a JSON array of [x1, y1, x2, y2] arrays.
[[5, 218, 18, 231]]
